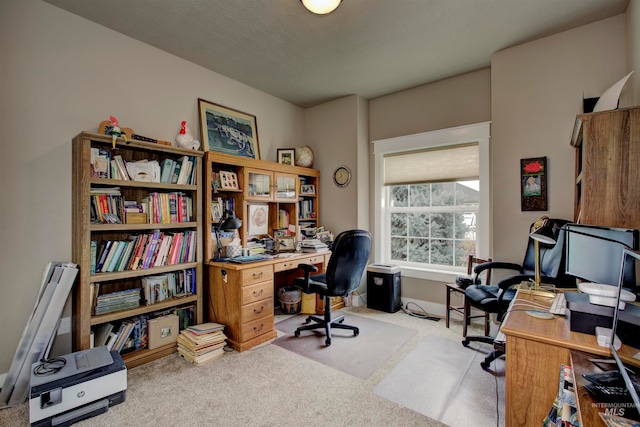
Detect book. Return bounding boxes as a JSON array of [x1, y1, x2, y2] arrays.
[[160, 158, 175, 183], [113, 155, 130, 180], [176, 156, 191, 185], [187, 322, 225, 335]]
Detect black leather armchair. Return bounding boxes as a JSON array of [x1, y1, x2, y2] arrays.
[[461, 218, 573, 369], [293, 229, 372, 346]]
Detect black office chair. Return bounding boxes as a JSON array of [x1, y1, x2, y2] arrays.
[[461, 218, 572, 369], [293, 229, 372, 346]]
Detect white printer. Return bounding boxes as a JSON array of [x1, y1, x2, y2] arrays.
[[29, 346, 127, 427]]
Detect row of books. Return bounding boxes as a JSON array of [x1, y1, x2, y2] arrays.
[[91, 229, 197, 274], [90, 187, 194, 225], [90, 187, 124, 224], [144, 192, 194, 224], [543, 364, 578, 426], [177, 322, 227, 365], [90, 148, 197, 186], [92, 305, 195, 354], [298, 199, 315, 219], [141, 268, 197, 305], [159, 156, 198, 185]]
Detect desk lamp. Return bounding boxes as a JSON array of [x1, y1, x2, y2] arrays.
[[212, 210, 242, 262], [529, 216, 556, 291]]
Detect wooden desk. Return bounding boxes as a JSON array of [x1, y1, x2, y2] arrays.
[[500, 290, 612, 427], [205, 252, 334, 352]]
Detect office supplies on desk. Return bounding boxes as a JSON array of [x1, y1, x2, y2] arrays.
[[228, 255, 271, 264], [548, 292, 566, 315]]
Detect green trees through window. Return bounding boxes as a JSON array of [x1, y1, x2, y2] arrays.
[[388, 182, 478, 268]]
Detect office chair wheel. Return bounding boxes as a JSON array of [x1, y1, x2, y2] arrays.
[[354, 330, 359, 336], [294, 330, 300, 337], [480, 360, 490, 370], [326, 337, 331, 346], [462, 339, 470, 347]]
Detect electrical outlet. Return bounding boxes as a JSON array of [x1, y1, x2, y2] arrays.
[[57, 317, 71, 335]]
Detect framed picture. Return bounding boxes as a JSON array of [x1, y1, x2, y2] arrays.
[[247, 204, 269, 236], [198, 98, 260, 159], [521, 156, 547, 211], [276, 236, 296, 253], [277, 148, 296, 166], [219, 171, 239, 190], [300, 184, 316, 195], [211, 197, 223, 222]]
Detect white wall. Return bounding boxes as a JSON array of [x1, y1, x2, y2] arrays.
[[491, 15, 627, 263], [627, 0, 640, 107], [0, 0, 304, 372]]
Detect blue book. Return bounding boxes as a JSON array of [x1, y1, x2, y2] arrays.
[[160, 158, 175, 183]]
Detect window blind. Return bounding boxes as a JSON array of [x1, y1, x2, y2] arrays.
[[383, 142, 479, 186]]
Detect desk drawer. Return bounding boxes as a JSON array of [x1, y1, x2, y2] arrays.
[[241, 265, 273, 286], [273, 259, 299, 273], [239, 314, 274, 341], [241, 299, 272, 323], [241, 281, 274, 304], [300, 255, 325, 266]]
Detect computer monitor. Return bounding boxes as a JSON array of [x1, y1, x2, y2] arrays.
[[565, 223, 638, 287], [609, 248, 640, 413]]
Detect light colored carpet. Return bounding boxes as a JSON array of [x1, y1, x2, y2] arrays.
[[0, 306, 500, 427], [374, 335, 505, 427], [274, 311, 417, 379]]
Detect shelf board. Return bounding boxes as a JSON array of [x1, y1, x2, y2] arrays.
[[90, 294, 198, 325], [90, 177, 197, 191], [91, 222, 197, 232], [90, 262, 199, 283]]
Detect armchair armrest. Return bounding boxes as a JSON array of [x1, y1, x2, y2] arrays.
[[473, 261, 524, 276], [296, 263, 319, 293]]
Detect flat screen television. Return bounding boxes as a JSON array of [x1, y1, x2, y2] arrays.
[[565, 223, 639, 287]]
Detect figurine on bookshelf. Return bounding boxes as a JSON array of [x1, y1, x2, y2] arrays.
[[175, 121, 200, 150], [106, 116, 128, 149]]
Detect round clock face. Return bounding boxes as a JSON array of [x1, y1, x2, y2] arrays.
[[333, 166, 351, 188]]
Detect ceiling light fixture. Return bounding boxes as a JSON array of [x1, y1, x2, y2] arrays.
[[300, 0, 342, 15]]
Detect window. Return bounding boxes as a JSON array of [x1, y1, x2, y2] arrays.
[[373, 123, 490, 281]]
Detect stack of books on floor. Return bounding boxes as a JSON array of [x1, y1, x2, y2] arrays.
[[177, 322, 227, 366]]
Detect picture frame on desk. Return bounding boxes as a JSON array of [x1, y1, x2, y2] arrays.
[[198, 98, 260, 159], [276, 236, 296, 253]]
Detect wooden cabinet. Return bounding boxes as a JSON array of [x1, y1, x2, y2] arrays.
[[572, 106, 640, 228], [72, 132, 203, 368], [204, 152, 321, 260]]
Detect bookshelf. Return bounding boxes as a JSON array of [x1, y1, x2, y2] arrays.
[[203, 151, 320, 260], [571, 106, 640, 228], [72, 132, 203, 368]]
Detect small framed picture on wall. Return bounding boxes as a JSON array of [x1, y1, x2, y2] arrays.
[[520, 156, 547, 211]]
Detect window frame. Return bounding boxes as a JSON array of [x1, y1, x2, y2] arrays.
[[373, 122, 491, 282]]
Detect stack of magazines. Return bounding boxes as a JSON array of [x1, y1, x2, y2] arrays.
[[177, 322, 227, 366], [299, 239, 329, 253]]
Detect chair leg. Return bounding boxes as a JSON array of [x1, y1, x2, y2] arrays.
[[445, 287, 451, 328], [462, 298, 470, 337], [294, 295, 359, 346], [484, 312, 490, 336]]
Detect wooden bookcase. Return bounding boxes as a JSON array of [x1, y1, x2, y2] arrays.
[[72, 132, 203, 368], [571, 106, 640, 228], [203, 151, 320, 261]]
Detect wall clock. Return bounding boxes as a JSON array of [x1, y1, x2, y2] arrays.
[[333, 166, 351, 188]]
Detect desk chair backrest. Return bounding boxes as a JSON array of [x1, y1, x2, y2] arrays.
[[325, 230, 373, 297], [521, 218, 572, 286]]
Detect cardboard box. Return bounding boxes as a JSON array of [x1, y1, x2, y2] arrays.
[[126, 212, 148, 224], [147, 314, 179, 349]]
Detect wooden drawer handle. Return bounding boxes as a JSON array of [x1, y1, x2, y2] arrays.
[[253, 306, 265, 314], [254, 323, 264, 333], [253, 289, 264, 297], [252, 272, 264, 279]]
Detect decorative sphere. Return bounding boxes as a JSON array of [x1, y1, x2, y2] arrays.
[[295, 145, 314, 168]]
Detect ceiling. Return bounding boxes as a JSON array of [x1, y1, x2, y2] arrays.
[[44, 0, 629, 108]]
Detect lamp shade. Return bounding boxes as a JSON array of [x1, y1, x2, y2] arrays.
[[220, 211, 242, 231], [301, 0, 342, 14], [530, 217, 556, 245]]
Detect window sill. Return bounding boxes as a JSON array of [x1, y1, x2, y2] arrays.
[[398, 266, 461, 283]]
